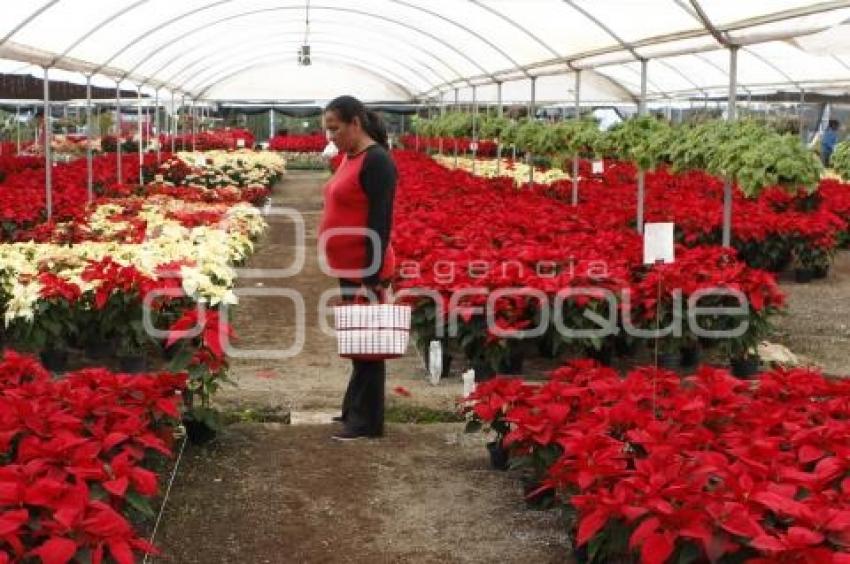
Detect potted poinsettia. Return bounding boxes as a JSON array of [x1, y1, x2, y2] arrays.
[[6, 273, 82, 371], [166, 307, 235, 444]]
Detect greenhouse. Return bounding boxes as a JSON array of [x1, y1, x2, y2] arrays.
[[2, 1, 850, 563]]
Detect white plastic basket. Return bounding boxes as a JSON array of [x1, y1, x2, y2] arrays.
[[333, 304, 411, 360]]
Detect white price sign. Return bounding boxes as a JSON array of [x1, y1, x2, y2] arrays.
[[236, 139, 245, 148], [470, 142, 478, 152], [591, 160, 604, 174], [643, 222, 675, 265]]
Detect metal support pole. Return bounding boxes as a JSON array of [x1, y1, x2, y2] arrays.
[[269, 107, 275, 141], [138, 86, 144, 184], [43, 67, 53, 220], [439, 91, 446, 117], [172, 92, 177, 153], [637, 59, 648, 233], [155, 89, 161, 164], [472, 85, 478, 175], [454, 88, 459, 112], [181, 95, 186, 152], [116, 82, 123, 185], [15, 104, 20, 154], [529, 76, 537, 119], [86, 75, 93, 204], [191, 100, 197, 152], [799, 89, 806, 144], [572, 70, 581, 206], [496, 81, 503, 176], [722, 46, 739, 248]]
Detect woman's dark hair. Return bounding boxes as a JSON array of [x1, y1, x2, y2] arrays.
[[325, 95, 389, 149]]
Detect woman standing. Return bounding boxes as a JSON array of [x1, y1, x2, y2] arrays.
[[319, 95, 397, 441]]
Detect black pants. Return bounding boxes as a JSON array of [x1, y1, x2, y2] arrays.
[[339, 279, 385, 436]]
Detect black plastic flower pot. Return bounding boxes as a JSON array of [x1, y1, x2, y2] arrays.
[[499, 348, 525, 375], [794, 268, 815, 283], [656, 351, 678, 369], [486, 441, 509, 471], [586, 346, 614, 367], [536, 333, 560, 359], [472, 360, 495, 382], [440, 353, 453, 378], [118, 355, 148, 374], [40, 349, 69, 373], [813, 265, 830, 279], [183, 418, 217, 445], [614, 336, 638, 358], [679, 346, 700, 370], [730, 356, 761, 379], [85, 340, 114, 361]]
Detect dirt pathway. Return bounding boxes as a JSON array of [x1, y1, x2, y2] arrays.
[[153, 172, 572, 564], [152, 171, 849, 564], [219, 170, 463, 413], [775, 249, 850, 376]]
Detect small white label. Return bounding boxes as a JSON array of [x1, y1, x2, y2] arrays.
[[592, 160, 604, 174], [643, 222, 675, 265], [470, 142, 479, 152], [194, 156, 205, 168], [462, 369, 476, 398], [236, 139, 245, 148], [428, 340, 442, 386], [154, 174, 164, 183]]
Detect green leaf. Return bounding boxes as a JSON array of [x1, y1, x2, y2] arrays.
[[126, 490, 156, 519], [168, 346, 194, 371]]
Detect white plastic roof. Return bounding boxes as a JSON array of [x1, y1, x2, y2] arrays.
[[1, 1, 850, 103]]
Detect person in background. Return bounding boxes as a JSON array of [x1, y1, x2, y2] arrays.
[[822, 119, 840, 166], [318, 95, 397, 441]]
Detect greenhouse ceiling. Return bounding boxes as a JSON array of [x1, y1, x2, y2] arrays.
[[1, 0, 850, 104]]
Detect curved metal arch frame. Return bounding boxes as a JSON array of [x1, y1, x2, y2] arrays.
[[93, 0, 236, 74], [561, 1, 675, 99], [654, 59, 709, 97], [194, 55, 414, 99], [465, 0, 640, 105], [387, 0, 530, 79], [173, 44, 430, 96], [420, 1, 850, 98], [48, 0, 151, 67], [689, 52, 753, 95], [154, 30, 445, 93], [2, 0, 848, 103], [0, 0, 61, 48], [672, 2, 767, 95], [742, 46, 801, 89], [137, 20, 458, 90], [101, 4, 496, 88], [179, 48, 421, 96], [675, 1, 791, 86], [468, 0, 563, 60]]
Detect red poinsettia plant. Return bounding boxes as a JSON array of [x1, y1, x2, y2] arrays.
[[465, 360, 850, 563], [0, 350, 186, 563]]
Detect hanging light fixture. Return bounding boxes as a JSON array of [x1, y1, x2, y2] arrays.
[[298, 0, 312, 66]]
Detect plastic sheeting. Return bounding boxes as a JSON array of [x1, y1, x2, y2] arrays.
[[0, 1, 849, 102]]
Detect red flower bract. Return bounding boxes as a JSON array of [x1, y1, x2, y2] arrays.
[[0, 350, 185, 562]]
